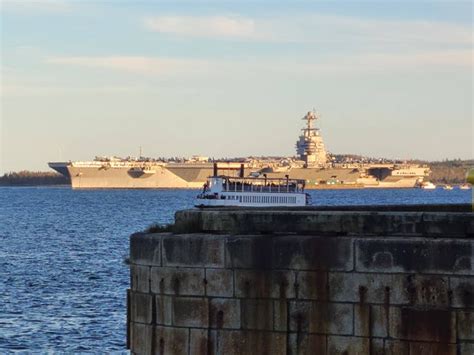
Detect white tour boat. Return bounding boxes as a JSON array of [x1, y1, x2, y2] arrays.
[[195, 165, 310, 207]]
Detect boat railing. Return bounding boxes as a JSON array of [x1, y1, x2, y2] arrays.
[[223, 184, 302, 193], [218, 176, 306, 194]]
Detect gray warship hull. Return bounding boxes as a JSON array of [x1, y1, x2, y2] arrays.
[[49, 162, 426, 189], [49, 162, 218, 189]]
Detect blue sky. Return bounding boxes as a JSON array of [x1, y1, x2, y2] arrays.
[[1, 0, 472, 173]]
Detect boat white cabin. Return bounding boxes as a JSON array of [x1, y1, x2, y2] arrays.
[[195, 175, 310, 207]]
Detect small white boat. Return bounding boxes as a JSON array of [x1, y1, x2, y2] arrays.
[[420, 182, 437, 190], [195, 165, 309, 207], [459, 184, 471, 190], [443, 184, 453, 190]]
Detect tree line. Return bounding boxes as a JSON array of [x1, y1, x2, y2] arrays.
[[0, 171, 70, 186]]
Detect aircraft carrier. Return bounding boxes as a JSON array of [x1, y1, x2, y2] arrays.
[[48, 110, 430, 189]]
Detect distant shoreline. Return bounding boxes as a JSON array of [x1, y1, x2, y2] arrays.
[[0, 171, 70, 187]]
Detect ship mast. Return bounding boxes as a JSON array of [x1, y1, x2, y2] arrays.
[[302, 109, 320, 136]]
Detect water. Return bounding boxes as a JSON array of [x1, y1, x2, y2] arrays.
[[0, 187, 470, 351]]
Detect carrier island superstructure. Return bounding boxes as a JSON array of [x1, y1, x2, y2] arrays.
[[48, 110, 430, 189]]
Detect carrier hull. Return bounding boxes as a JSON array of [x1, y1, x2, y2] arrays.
[[49, 162, 426, 189], [49, 162, 252, 189], [67, 165, 204, 189]]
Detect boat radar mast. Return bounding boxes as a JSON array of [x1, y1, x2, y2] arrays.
[[296, 109, 328, 168]]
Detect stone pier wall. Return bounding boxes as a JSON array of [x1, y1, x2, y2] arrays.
[[128, 208, 473, 354]]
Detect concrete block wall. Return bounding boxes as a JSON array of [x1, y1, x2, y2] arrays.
[[128, 209, 473, 355]]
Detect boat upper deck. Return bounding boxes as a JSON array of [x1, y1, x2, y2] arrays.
[[216, 176, 306, 194]]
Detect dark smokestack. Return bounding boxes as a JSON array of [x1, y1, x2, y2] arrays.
[[240, 164, 244, 178], [213, 163, 218, 176]]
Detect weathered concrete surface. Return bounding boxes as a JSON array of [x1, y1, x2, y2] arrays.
[[128, 208, 474, 354], [174, 207, 473, 237]]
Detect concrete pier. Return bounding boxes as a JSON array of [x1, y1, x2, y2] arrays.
[[128, 205, 473, 354]]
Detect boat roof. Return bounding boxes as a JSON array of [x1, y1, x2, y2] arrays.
[[211, 175, 306, 184]]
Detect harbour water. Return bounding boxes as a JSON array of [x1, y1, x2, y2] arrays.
[[0, 187, 471, 352]]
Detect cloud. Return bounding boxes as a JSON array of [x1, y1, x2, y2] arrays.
[[46, 56, 210, 75], [142, 13, 472, 49], [43, 48, 472, 82], [143, 15, 255, 38]]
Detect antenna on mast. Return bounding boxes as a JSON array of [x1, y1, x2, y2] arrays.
[[303, 109, 319, 131]]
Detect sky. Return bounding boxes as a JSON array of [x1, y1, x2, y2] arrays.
[[0, 0, 472, 173]]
